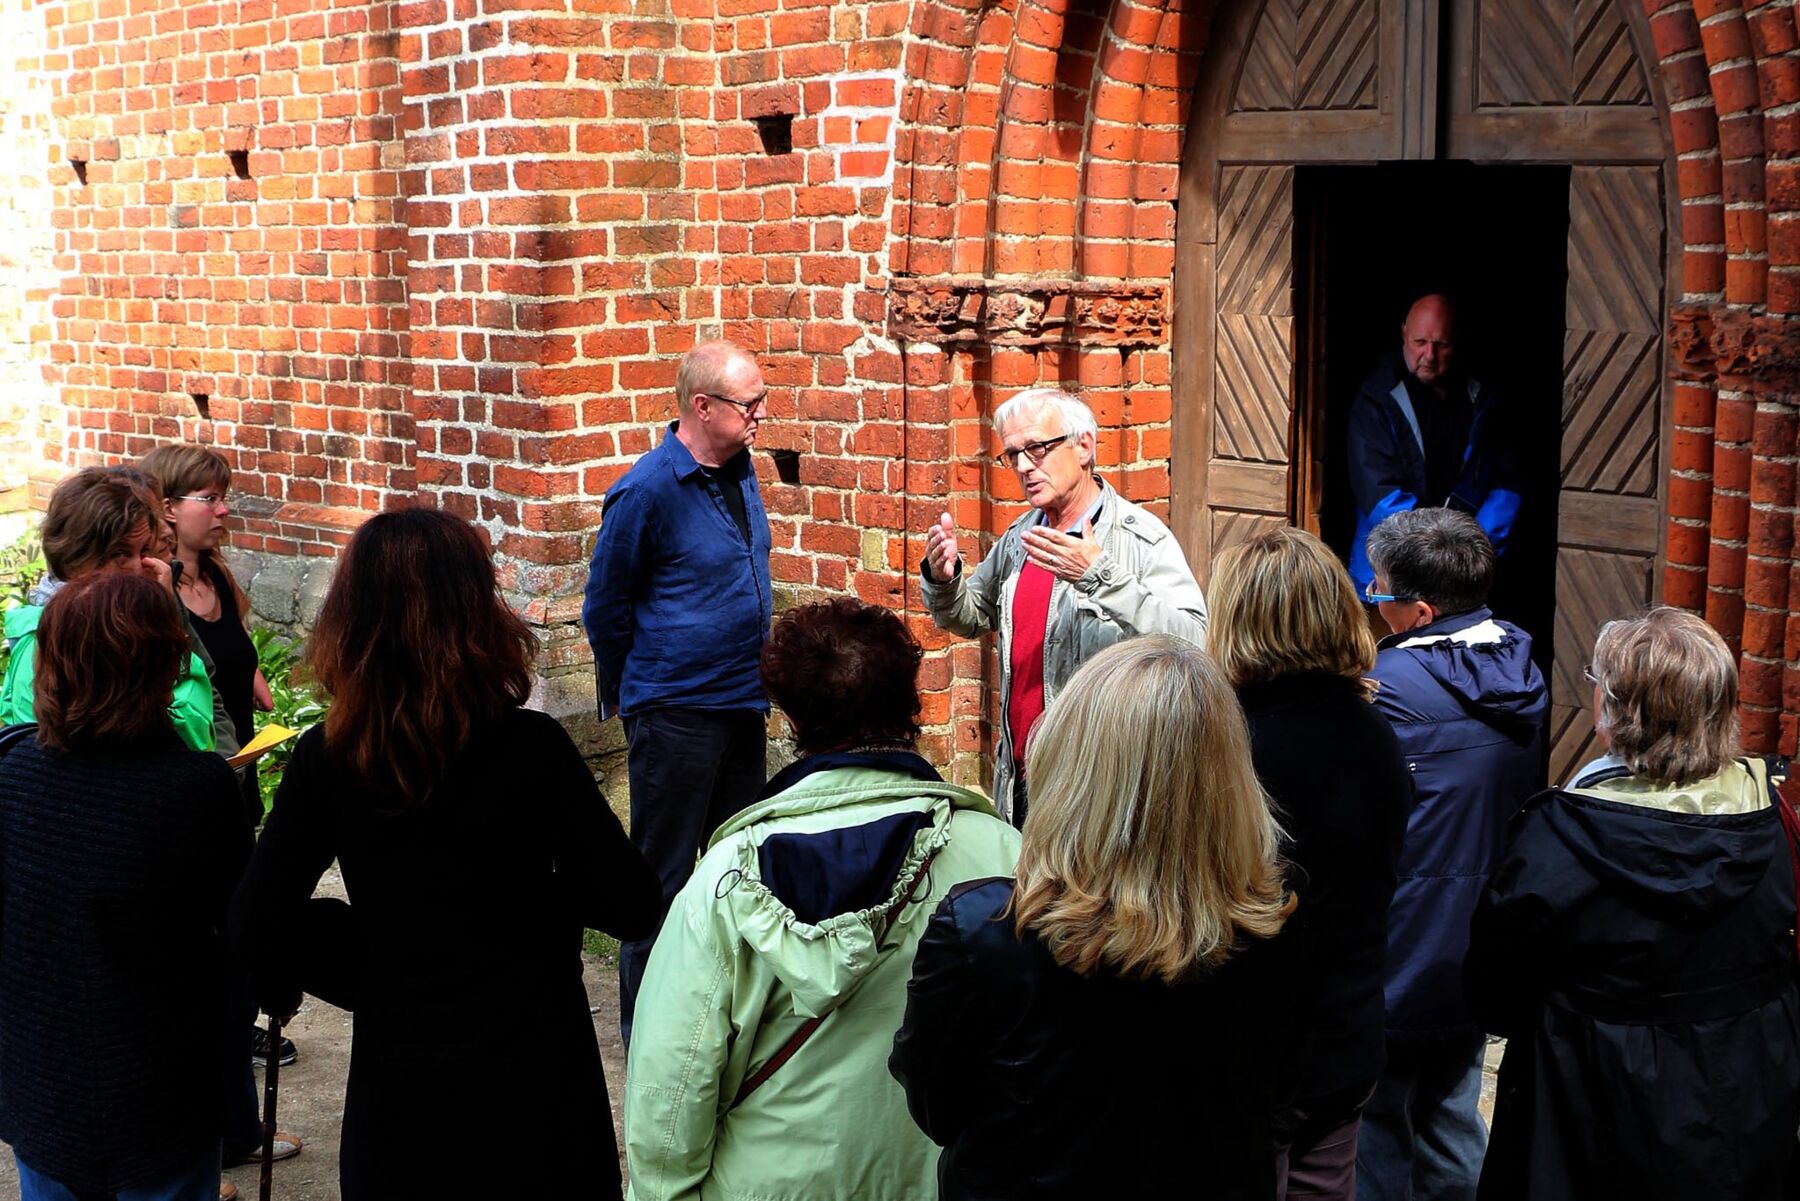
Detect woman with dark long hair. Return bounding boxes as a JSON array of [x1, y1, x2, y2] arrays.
[[230, 508, 660, 1199], [0, 572, 248, 1201]]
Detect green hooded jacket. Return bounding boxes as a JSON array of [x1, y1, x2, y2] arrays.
[[623, 762, 1021, 1201], [1, 603, 218, 752]]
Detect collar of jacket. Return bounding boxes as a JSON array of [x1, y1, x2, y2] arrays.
[[1379, 605, 1497, 650], [759, 748, 941, 800], [1569, 755, 1774, 817], [1236, 670, 1368, 714]]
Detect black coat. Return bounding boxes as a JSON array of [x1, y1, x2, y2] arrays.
[[230, 709, 660, 1199], [1239, 672, 1410, 1114], [890, 877, 1296, 1201], [1466, 759, 1800, 1200], [0, 735, 248, 1192]]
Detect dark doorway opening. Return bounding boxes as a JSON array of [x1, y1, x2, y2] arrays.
[[1294, 161, 1569, 668]]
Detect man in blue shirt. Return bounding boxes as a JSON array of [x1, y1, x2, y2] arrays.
[[583, 340, 773, 1043]]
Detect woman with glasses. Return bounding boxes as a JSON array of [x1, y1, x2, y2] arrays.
[[141, 445, 271, 828], [1466, 606, 1800, 1200]]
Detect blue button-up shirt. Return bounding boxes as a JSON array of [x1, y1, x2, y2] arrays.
[[582, 424, 772, 716]]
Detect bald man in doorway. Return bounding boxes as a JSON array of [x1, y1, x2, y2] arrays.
[[1345, 294, 1523, 599]]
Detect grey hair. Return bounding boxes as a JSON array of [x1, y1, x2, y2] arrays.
[[993, 388, 1099, 443], [1591, 607, 1739, 784], [675, 341, 756, 415], [1364, 507, 1494, 616]]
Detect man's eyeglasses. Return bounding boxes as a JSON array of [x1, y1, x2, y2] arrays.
[[993, 434, 1073, 469], [698, 391, 768, 416], [1364, 579, 1414, 604]]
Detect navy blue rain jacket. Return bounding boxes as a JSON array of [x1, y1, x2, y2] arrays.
[[1370, 607, 1546, 1039], [1346, 351, 1522, 592]]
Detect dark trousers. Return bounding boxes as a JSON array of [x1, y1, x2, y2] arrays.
[[1277, 1085, 1375, 1201], [617, 706, 766, 1045]]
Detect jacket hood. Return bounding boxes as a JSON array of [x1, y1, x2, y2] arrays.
[[1380, 608, 1546, 733], [1547, 758, 1779, 920], [4, 602, 40, 649], [707, 763, 1001, 1020]]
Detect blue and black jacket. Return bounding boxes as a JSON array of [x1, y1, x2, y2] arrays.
[[1346, 351, 1522, 592], [1370, 607, 1546, 1040]]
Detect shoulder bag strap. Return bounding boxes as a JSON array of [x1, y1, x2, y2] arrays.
[[1770, 765, 1800, 965], [731, 845, 942, 1108]]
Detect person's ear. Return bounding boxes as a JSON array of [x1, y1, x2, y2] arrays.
[[1079, 431, 1097, 469]]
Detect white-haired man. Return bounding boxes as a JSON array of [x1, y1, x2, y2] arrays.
[[920, 387, 1207, 824]]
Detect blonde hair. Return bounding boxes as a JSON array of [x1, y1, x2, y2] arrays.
[[1591, 606, 1739, 785], [1013, 636, 1292, 985], [1210, 526, 1376, 696]]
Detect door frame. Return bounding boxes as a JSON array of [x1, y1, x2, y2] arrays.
[[1170, 0, 1681, 588]]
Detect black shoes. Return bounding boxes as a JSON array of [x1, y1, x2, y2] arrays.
[[251, 1023, 298, 1067]]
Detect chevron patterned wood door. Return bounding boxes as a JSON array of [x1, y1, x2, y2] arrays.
[[1205, 164, 1296, 562], [1549, 164, 1665, 784]]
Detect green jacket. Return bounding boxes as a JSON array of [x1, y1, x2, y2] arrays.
[[1, 603, 218, 752], [624, 761, 1021, 1201]]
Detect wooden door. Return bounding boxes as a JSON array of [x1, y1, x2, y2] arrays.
[[1549, 165, 1665, 783], [1204, 164, 1296, 561]]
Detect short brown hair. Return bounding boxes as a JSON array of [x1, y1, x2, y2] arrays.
[[34, 571, 189, 751], [1211, 526, 1376, 695], [307, 508, 536, 808], [138, 443, 249, 619], [1591, 607, 1739, 784], [41, 467, 162, 581], [761, 597, 923, 754]]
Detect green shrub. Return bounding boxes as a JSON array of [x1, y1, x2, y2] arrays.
[[251, 627, 328, 818]]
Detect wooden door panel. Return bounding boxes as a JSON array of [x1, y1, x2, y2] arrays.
[[1235, 0, 1381, 113], [1551, 162, 1665, 783], [1203, 164, 1296, 562]]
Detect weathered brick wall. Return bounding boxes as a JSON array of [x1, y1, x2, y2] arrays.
[[37, 0, 410, 555], [0, 0, 57, 500], [16, 0, 1800, 767]]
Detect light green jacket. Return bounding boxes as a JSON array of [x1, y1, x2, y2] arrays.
[[624, 764, 1021, 1201], [1, 603, 218, 752]]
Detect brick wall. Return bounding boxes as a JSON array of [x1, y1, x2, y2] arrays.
[[0, 0, 57, 499], [14, 0, 1800, 768]]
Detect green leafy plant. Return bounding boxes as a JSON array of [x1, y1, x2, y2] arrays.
[[251, 627, 328, 817], [0, 520, 45, 679]]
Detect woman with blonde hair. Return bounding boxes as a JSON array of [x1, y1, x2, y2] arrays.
[[890, 635, 1295, 1199], [1466, 607, 1800, 1200], [1210, 527, 1411, 1201]]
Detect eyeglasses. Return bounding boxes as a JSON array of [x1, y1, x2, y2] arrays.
[[993, 434, 1073, 469], [175, 493, 227, 507], [1364, 579, 1414, 604], [698, 391, 768, 416]]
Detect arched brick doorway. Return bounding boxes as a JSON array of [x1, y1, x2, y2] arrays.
[[1170, 0, 1678, 780]]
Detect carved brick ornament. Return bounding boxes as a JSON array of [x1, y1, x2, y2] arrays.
[[886, 278, 1169, 348]]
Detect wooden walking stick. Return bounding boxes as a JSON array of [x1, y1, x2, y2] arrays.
[[259, 1015, 284, 1201]]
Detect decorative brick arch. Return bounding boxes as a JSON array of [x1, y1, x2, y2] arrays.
[[886, 0, 1800, 774]]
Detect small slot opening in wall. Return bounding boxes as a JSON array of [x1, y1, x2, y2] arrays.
[[69, 158, 87, 186], [752, 115, 793, 157], [190, 393, 210, 419], [228, 149, 251, 180], [771, 448, 801, 484]]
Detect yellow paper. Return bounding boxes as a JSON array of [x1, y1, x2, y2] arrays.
[[227, 723, 299, 769]]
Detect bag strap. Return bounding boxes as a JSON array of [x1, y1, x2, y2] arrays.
[[0, 723, 37, 761], [731, 844, 942, 1108], [1770, 765, 1800, 965]]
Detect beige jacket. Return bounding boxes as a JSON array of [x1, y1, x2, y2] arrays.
[[919, 479, 1207, 818]]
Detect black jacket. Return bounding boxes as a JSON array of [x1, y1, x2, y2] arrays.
[[1466, 758, 1800, 1200], [890, 877, 1296, 1200], [230, 709, 660, 1200], [1239, 672, 1410, 1112], [0, 735, 248, 1192]]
